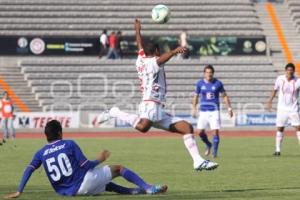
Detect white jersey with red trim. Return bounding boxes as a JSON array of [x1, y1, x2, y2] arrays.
[[274, 75, 300, 112], [135, 49, 167, 103]]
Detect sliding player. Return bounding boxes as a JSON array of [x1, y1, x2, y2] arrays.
[[5, 120, 167, 198]]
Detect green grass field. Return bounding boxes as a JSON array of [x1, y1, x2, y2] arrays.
[[1, 136, 300, 200]]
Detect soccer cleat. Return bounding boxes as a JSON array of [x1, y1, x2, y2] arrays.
[[97, 110, 111, 124], [131, 188, 146, 195], [205, 144, 212, 156], [108, 106, 121, 118], [146, 185, 168, 195], [194, 160, 219, 171], [273, 152, 281, 156]]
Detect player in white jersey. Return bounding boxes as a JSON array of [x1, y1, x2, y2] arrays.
[[267, 63, 300, 156], [98, 19, 218, 171]]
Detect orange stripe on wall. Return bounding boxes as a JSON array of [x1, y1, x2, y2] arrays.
[[0, 76, 30, 112], [266, 3, 294, 63]]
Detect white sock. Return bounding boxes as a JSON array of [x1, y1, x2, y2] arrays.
[[183, 134, 205, 168], [276, 131, 283, 152], [110, 108, 140, 128], [296, 132, 300, 144]]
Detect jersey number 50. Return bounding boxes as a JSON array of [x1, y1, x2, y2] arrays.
[[46, 153, 73, 182]]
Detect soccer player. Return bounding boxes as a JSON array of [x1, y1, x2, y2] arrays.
[[98, 19, 218, 171], [267, 63, 300, 156], [192, 65, 233, 158], [5, 120, 167, 198]]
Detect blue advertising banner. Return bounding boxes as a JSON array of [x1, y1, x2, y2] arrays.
[[236, 114, 277, 126]]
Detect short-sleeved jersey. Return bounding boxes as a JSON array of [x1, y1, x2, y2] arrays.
[[28, 140, 96, 196], [195, 78, 225, 111], [136, 49, 166, 103], [274, 75, 300, 112]]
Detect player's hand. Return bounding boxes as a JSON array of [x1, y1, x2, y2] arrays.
[[172, 46, 187, 54], [134, 18, 141, 31], [4, 192, 21, 199], [97, 150, 111, 162], [228, 110, 233, 118], [266, 101, 273, 112]]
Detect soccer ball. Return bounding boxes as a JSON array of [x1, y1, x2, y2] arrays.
[[152, 4, 170, 24]]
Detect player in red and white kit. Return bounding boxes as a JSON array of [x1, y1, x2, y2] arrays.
[[99, 19, 218, 171], [0, 91, 15, 145], [267, 63, 300, 156]]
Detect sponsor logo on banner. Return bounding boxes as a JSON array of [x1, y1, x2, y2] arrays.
[[0, 112, 79, 129], [30, 38, 45, 55], [236, 113, 276, 126], [88, 113, 115, 128]]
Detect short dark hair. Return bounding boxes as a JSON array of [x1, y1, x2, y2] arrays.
[[44, 120, 62, 142], [143, 41, 159, 56], [285, 63, 295, 71], [204, 64, 215, 73]]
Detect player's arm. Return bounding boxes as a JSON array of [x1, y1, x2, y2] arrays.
[[135, 18, 143, 50], [221, 92, 233, 118], [5, 153, 42, 199], [192, 82, 201, 118], [192, 94, 199, 118], [72, 141, 110, 169], [267, 88, 277, 112], [267, 77, 279, 112], [157, 46, 187, 66]]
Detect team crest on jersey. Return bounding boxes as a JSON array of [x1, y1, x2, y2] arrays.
[[212, 86, 216, 91]]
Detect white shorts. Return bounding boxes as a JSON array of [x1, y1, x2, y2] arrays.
[[276, 111, 300, 127], [139, 101, 183, 131], [77, 165, 112, 196], [196, 111, 221, 130]]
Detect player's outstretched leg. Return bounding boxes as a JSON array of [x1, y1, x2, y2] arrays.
[[295, 126, 300, 145], [110, 165, 167, 195], [212, 130, 220, 158], [105, 182, 146, 195], [169, 121, 218, 171], [198, 130, 212, 156], [97, 107, 152, 133], [274, 127, 284, 156]]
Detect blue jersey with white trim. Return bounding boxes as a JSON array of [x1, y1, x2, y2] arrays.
[[195, 78, 225, 111], [28, 140, 97, 196]]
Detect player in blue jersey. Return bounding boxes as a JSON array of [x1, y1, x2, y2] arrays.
[[192, 65, 233, 158], [4, 120, 167, 199]]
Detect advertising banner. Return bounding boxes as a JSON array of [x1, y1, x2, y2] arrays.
[[0, 112, 79, 129], [0, 35, 266, 57], [236, 113, 277, 126]]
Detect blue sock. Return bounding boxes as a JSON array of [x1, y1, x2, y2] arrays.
[[120, 168, 151, 190], [213, 135, 220, 157], [106, 182, 135, 194], [199, 132, 212, 148]]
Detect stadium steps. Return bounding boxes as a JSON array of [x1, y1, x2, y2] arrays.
[[19, 56, 277, 113], [256, 2, 300, 74], [0, 57, 41, 112], [0, 0, 263, 36]]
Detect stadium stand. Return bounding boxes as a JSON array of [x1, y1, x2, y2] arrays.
[[20, 56, 276, 114], [0, 0, 263, 36], [0, 0, 280, 115], [286, 0, 300, 33]]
